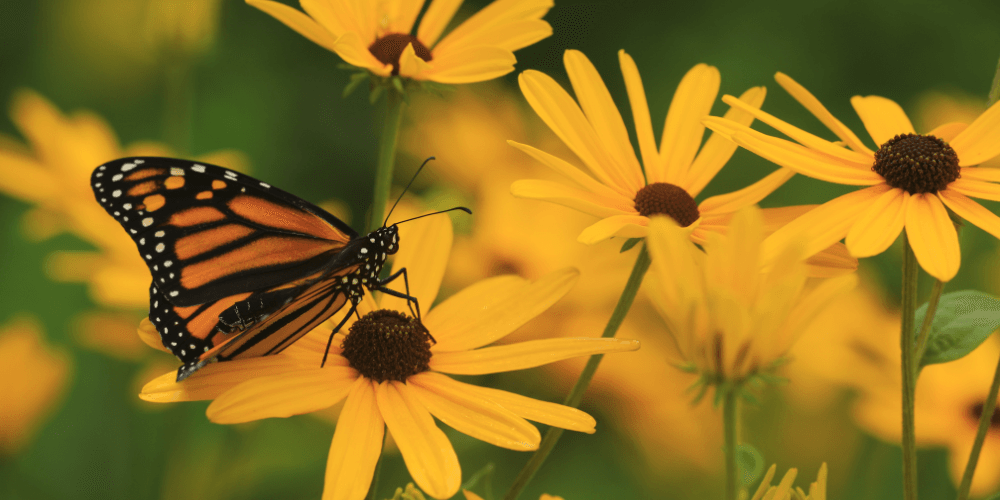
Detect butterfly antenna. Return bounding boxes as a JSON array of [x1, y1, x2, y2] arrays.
[[384, 156, 435, 227], [391, 206, 472, 226]]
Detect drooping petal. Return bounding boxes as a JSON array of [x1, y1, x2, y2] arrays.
[[774, 72, 873, 155], [685, 86, 767, 196], [618, 50, 658, 177], [206, 366, 358, 423], [428, 269, 578, 352], [247, 0, 340, 53], [926, 122, 968, 142], [430, 337, 639, 375], [332, 31, 392, 76], [422, 45, 516, 84], [951, 98, 1000, 166], [435, 19, 551, 53], [850, 95, 916, 146], [563, 50, 644, 192], [408, 372, 540, 450], [939, 188, 1000, 241], [398, 42, 434, 79], [507, 141, 631, 201], [646, 216, 705, 323], [299, 0, 358, 40], [433, 0, 552, 53], [323, 378, 384, 500], [381, 215, 452, 315], [844, 188, 908, 257], [697, 168, 795, 217], [137, 318, 171, 353], [454, 378, 596, 433], [904, 193, 960, 282], [576, 214, 649, 244], [510, 179, 633, 218], [416, 0, 463, 48], [656, 64, 720, 185], [139, 355, 315, 402], [949, 177, 1000, 202], [376, 381, 461, 499]]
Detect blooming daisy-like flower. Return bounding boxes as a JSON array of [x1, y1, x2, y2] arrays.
[[139, 215, 639, 500], [703, 73, 1000, 281], [509, 50, 855, 276], [246, 0, 552, 84], [645, 206, 856, 383]]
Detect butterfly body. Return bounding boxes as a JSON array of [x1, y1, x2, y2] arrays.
[[91, 157, 407, 381]]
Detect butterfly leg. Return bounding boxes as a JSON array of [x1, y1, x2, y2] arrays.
[[376, 267, 420, 320], [322, 300, 358, 368]]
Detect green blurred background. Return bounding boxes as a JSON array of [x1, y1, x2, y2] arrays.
[[2, 1, 1000, 499]]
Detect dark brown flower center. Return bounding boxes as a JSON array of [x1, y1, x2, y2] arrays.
[[340, 310, 433, 382], [634, 182, 699, 226], [968, 402, 1000, 430], [368, 33, 433, 76], [872, 133, 960, 194]]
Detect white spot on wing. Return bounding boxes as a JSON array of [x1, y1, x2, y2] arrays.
[[170, 167, 185, 176], [142, 217, 154, 227], [156, 243, 165, 253], [191, 164, 206, 173], [112, 174, 123, 181], [112, 190, 122, 198], [121, 163, 136, 172]]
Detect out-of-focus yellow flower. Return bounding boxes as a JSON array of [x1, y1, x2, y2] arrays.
[[646, 206, 857, 383], [139, 216, 639, 500], [463, 491, 563, 500], [247, 0, 551, 84], [751, 463, 827, 500], [705, 73, 1000, 282], [853, 337, 1000, 497], [0, 316, 71, 455], [143, 0, 225, 57]]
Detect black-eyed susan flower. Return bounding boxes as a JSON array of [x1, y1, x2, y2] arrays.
[[751, 463, 828, 500], [139, 215, 639, 500], [704, 73, 1000, 281], [246, 0, 552, 84], [645, 206, 856, 384]]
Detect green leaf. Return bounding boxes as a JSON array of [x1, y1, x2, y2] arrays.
[[620, 237, 642, 253], [342, 72, 368, 98], [917, 290, 1000, 368], [369, 84, 385, 104], [391, 76, 404, 93]]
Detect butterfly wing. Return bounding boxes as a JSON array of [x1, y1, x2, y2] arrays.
[[91, 157, 357, 306]]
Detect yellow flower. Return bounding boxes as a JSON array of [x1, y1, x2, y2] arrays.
[[463, 491, 563, 500], [247, 0, 551, 84], [751, 463, 828, 500], [139, 215, 639, 500], [143, 0, 225, 57], [704, 73, 1000, 281], [645, 206, 856, 383], [854, 337, 1000, 497], [0, 316, 71, 455]]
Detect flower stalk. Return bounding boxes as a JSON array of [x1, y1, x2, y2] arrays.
[[913, 279, 945, 370], [901, 234, 919, 500], [722, 386, 739, 500], [369, 90, 405, 232], [502, 243, 652, 500], [956, 352, 1000, 500]]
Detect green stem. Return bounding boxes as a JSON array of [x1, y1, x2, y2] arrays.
[[163, 58, 193, 155], [987, 55, 1000, 107], [722, 387, 739, 500], [901, 234, 919, 500], [956, 353, 1000, 500], [502, 243, 652, 500], [913, 279, 945, 370], [369, 91, 405, 232], [368, 430, 388, 500]]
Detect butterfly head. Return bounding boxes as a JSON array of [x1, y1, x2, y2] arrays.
[[377, 225, 400, 256]]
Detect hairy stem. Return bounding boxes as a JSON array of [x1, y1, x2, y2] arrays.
[[901, 234, 919, 500], [369, 92, 405, 232]]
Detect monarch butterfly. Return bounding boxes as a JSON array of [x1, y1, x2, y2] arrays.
[[91, 157, 467, 381]]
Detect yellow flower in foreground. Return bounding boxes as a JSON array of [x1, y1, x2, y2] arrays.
[[0, 317, 71, 455], [646, 206, 856, 382], [139, 215, 639, 500], [704, 73, 1000, 281], [751, 463, 827, 500], [464, 491, 562, 500], [247, 0, 551, 84]]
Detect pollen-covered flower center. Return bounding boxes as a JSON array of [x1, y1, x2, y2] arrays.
[[969, 402, 1000, 429], [368, 33, 433, 76], [872, 133, 960, 194], [634, 182, 699, 226], [340, 310, 433, 382]]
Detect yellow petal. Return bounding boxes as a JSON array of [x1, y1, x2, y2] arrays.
[[416, 0, 463, 48], [850, 95, 916, 146], [139, 355, 314, 402], [383, 0, 425, 35], [436, 19, 551, 53], [206, 366, 358, 423], [246, 0, 340, 52], [657, 64, 720, 185], [951, 98, 1000, 166], [0, 149, 58, 203], [686, 86, 767, 196], [751, 465, 778, 500], [332, 31, 393, 75], [761, 184, 890, 267], [949, 177, 1000, 202], [464, 491, 485, 500], [697, 168, 795, 217], [774, 72, 873, 155], [845, 188, 908, 257], [381, 214, 452, 315], [137, 318, 171, 354], [803, 242, 859, 278], [618, 50, 659, 177], [434, 0, 552, 53], [646, 215, 704, 323], [299, 0, 356, 39], [959, 167, 1000, 183], [564, 50, 644, 192], [428, 269, 578, 352], [510, 179, 632, 218], [939, 188, 1000, 241], [408, 373, 540, 450], [777, 273, 858, 350], [905, 193, 960, 281], [926, 122, 967, 142], [507, 140, 630, 201], [376, 381, 461, 499], [430, 337, 639, 375], [577, 214, 649, 244], [518, 70, 630, 195], [323, 378, 384, 500], [421, 45, 516, 84], [398, 42, 434, 79]]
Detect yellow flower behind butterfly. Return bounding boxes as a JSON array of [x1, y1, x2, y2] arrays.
[[139, 215, 639, 500], [247, 0, 552, 84]]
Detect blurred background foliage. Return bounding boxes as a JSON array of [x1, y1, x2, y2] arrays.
[[3, 1, 1000, 499]]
